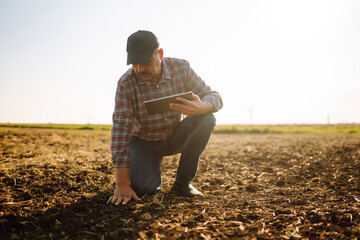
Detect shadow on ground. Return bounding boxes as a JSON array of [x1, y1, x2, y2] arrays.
[[2, 189, 187, 240]]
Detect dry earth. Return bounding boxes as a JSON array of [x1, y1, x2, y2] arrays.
[[1, 127, 360, 239]]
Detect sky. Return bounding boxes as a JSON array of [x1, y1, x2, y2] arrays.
[[0, 0, 359, 125]]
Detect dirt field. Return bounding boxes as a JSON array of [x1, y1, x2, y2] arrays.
[[1, 127, 360, 239]]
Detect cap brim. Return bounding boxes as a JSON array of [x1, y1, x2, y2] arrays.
[[127, 50, 153, 65]]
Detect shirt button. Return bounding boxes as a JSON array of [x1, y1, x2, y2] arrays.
[[157, 85, 160, 88]]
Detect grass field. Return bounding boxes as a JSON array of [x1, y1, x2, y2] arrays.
[[1, 123, 359, 134], [214, 123, 360, 134], [0, 123, 110, 131]]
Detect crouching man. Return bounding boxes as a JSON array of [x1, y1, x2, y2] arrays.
[[108, 30, 223, 205]]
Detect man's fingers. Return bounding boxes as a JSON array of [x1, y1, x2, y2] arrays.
[[133, 192, 141, 201], [108, 195, 124, 205], [107, 196, 118, 204], [170, 102, 191, 111], [191, 93, 200, 101], [122, 192, 141, 204], [114, 196, 122, 204], [170, 103, 194, 116], [115, 197, 124, 206], [175, 97, 190, 104], [122, 197, 130, 205], [108, 190, 141, 206], [108, 196, 117, 204], [108, 195, 137, 205]]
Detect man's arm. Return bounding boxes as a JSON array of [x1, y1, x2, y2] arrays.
[[107, 167, 140, 205], [183, 61, 223, 112], [109, 79, 140, 205]]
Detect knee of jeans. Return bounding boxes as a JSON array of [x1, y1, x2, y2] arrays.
[[202, 113, 216, 130], [131, 182, 161, 197]]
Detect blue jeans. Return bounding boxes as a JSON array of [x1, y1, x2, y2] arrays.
[[129, 113, 216, 197]]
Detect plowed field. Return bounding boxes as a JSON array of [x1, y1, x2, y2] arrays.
[[1, 127, 360, 239]]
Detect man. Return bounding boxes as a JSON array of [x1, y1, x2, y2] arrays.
[[108, 30, 223, 206]]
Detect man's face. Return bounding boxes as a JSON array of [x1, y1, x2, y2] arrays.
[[132, 48, 163, 82]]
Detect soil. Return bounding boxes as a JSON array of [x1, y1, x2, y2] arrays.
[[1, 127, 360, 239]]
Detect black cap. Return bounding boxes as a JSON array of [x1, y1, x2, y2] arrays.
[[126, 30, 159, 65]]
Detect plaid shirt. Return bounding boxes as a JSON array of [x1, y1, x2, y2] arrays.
[[111, 57, 223, 168]]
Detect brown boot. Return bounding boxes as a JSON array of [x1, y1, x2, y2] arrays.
[[171, 182, 203, 197]]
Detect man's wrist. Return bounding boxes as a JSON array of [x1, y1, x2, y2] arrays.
[[202, 100, 215, 114], [114, 167, 130, 186], [116, 182, 130, 187]]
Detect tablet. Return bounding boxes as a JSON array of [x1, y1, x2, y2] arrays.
[[144, 91, 193, 115]]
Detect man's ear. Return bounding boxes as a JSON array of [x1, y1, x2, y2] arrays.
[[158, 48, 164, 61]]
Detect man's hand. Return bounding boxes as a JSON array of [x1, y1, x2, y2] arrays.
[[107, 167, 140, 205], [107, 184, 140, 205], [169, 93, 214, 116]]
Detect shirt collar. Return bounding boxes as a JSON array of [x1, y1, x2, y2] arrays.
[[135, 60, 172, 86]]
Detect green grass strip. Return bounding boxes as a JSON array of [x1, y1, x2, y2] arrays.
[[214, 124, 360, 134], [0, 123, 111, 131], [1, 123, 359, 134]]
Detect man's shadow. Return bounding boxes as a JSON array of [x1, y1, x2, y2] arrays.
[[1, 189, 191, 240]]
